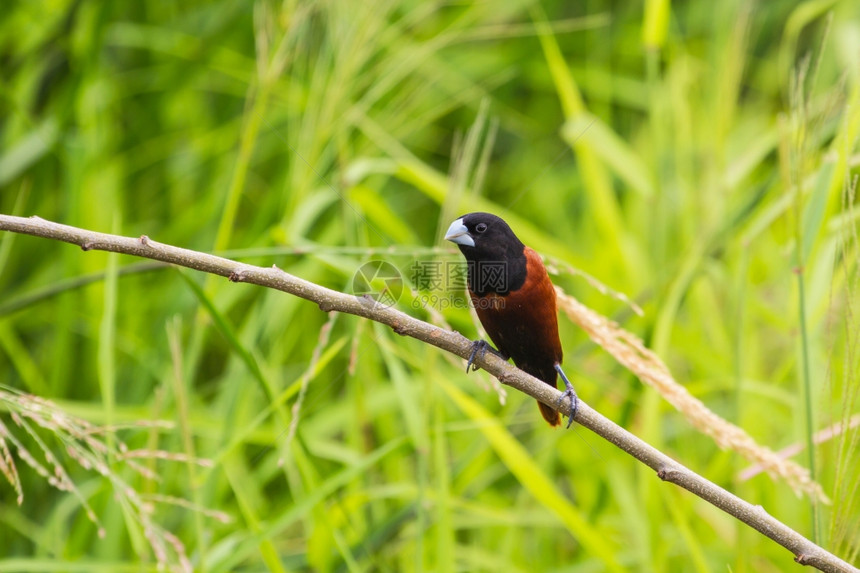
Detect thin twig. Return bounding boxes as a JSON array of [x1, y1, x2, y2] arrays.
[[0, 214, 856, 573]]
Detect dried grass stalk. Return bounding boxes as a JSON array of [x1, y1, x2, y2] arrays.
[[556, 288, 829, 503]]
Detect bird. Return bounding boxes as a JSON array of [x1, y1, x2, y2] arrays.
[[445, 212, 578, 427]]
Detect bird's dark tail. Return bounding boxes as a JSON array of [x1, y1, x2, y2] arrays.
[[537, 402, 561, 426], [523, 364, 563, 426]]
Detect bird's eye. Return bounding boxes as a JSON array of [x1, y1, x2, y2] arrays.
[[475, 223, 488, 233]]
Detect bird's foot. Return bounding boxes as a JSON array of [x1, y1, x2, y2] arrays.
[[466, 340, 507, 373], [554, 363, 579, 429]]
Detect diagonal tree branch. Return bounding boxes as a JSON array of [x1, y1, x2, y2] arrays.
[[0, 213, 856, 573]]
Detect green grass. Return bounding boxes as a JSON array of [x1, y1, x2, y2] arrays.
[[2, 0, 860, 571]]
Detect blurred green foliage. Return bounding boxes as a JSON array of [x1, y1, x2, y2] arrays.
[[1, 0, 859, 571]]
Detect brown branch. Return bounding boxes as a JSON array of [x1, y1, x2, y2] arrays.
[[0, 214, 856, 573]]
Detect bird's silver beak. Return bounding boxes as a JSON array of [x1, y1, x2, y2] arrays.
[[445, 218, 475, 247]]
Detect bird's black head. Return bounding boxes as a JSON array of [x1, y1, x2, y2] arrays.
[[444, 212, 527, 295]]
